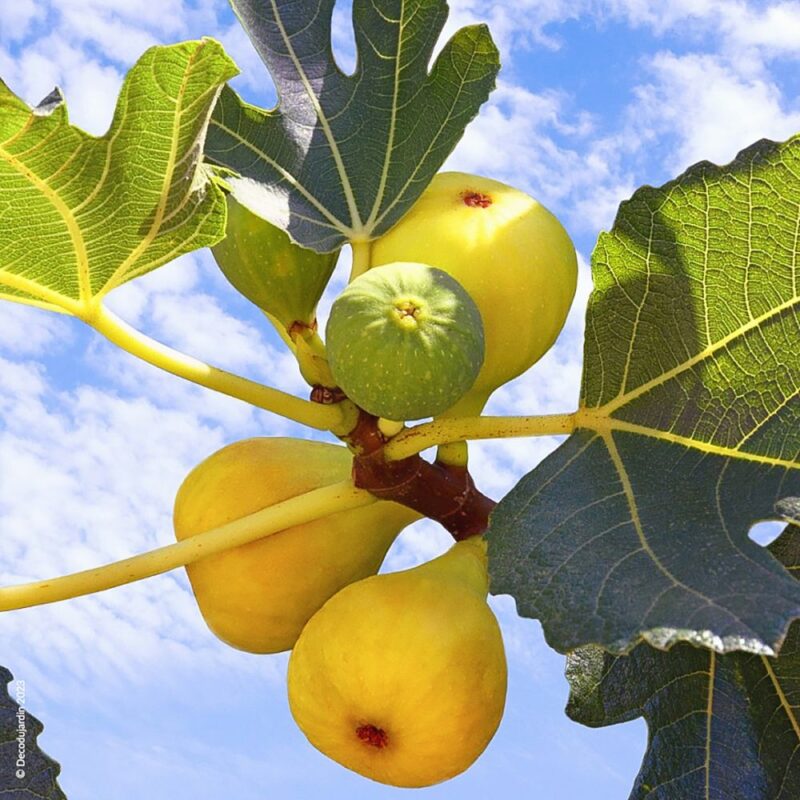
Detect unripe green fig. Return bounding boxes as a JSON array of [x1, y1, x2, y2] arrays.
[[325, 262, 485, 421], [372, 172, 578, 415], [288, 536, 507, 788], [173, 438, 417, 654], [212, 195, 338, 332]]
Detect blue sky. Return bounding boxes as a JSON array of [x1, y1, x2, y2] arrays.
[[1, 1, 799, 798]]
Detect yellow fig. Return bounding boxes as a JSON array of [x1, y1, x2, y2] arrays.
[[288, 537, 507, 788], [173, 438, 417, 654], [371, 172, 578, 415]]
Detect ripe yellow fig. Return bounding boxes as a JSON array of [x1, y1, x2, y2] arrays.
[[173, 438, 417, 654], [288, 537, 507, 788], [372, 172, 578, 415]]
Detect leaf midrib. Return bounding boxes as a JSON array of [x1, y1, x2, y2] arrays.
[[210, 114, 351, 237], [762, 655, 800, 740], [364, 0, 405, 231], [269, 0, 363, 232], [372, 32, 485, 232], [577, 413, 800, 472], [601, 292, 799, 418], [0, 270, 74, 313], [0, 141, 90, 310], [704, 650, 715, 800], [604, 432, 719, 612]]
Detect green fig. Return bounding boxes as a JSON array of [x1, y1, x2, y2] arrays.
[[212, 195, 338, 332], [325, 262, 485, 421], [173, 437, 418, 653], [288, 537, 507, 787], [372, 172, 578, 416]]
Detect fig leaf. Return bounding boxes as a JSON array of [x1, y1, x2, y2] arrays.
[[206, 0, 499, 252]]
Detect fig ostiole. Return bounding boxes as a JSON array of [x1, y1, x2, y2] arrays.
[[371, 172, 578, 416], [325, 261, 485, 421]]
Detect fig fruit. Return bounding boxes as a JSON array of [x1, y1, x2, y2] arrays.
[[173, 437, 417, 654], [325, 262, 485, 421], [372, 172, 578, 415], [212, 195, 338, 332], [288, 536, 507, 788]]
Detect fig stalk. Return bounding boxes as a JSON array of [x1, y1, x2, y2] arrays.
[[345, 412, 495, 540]]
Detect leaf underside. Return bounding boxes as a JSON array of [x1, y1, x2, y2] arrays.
[[0, 40, 237, 317], [566, 527, 800, 800], [489, 136, 800, 656], [205, 0, 500, 251], [0, 665, 66, 799]]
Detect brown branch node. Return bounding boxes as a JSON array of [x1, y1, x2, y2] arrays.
[[345, 412, 495, 540]]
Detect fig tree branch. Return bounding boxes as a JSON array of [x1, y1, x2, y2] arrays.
[[0, 481, 374, 611], [85, 304, 358, 434], [383, 412, 577, 461], [354, 452, 496, 540]]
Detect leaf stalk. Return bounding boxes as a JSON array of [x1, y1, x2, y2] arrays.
[[86, 304, 355, 434], [0, 481, 374, 611], [349, 239, 373, 282], [384, 412, 577, 461]]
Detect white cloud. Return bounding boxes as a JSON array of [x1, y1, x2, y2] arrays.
[[0, 0, 257, 132], [0, 251, 319, 707], [443, 0, 582, 57], [0, 0, 43, 43], [605, 0, 720, 31], [216, 18, 274, 94], [633, 50, 800, 172], [0, 34, 123, 134], [0, 304, 73, 358], [443, 4, 800, 226], [0, 337, 293, 707], [725, 2, 800, 54], [611, 0, 800, 58]]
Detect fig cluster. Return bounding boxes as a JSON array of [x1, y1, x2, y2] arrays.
[[173, 437, 505, 786], [176, 171, 578, 786], [213, 171, 578, 423]]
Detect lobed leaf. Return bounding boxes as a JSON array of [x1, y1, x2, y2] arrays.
[[0, 39, 238, 318], [566, 527, 800, 800], [205, 0, 500, 251], [489, 136, 800, 655]]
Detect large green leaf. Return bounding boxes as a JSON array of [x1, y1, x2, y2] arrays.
[[566, 527, 800, 800], [0, 666, 66, 798], [489, 136, 800, 655], [0, 40, 237, 318], [206, 0, 499, 251]]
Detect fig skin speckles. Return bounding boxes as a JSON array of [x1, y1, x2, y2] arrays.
[[325, 262, 485, 421]]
